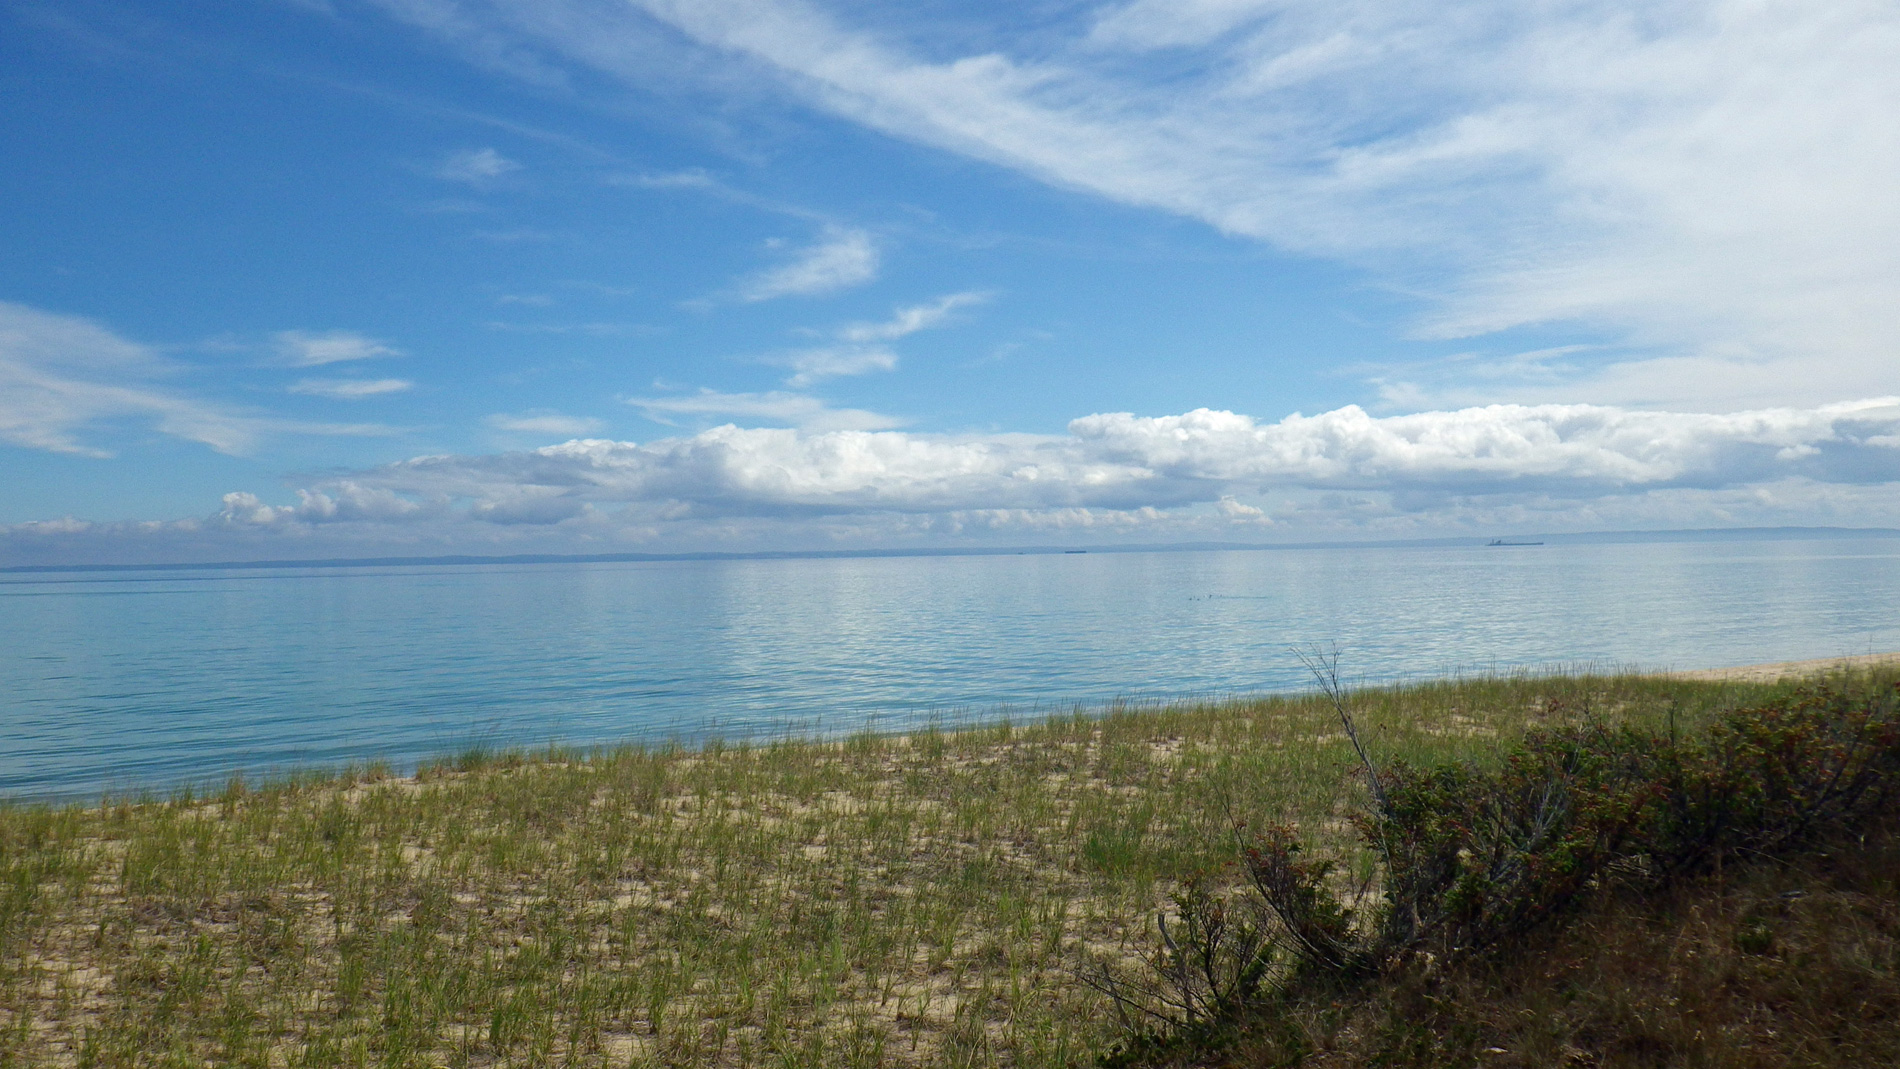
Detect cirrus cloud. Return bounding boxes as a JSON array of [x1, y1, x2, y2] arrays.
[[629, 388, 905, 432], [485, 410, 607, 436], [435, 146, 521, 184], [774, 291, 990, 386], [288, 378, 414, 399], [0, 302, 395, 457], [739, 224, 880, 301], [373, 0, 1900, 408], [273, 330, 403, 367]]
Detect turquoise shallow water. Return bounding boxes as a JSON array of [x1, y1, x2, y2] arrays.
[[3, 539, 1897, 800]]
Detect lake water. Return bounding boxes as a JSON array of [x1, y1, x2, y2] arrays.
[[3, 538, 1897, 800]]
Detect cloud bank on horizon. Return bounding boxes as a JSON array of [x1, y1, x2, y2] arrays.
[[8, 395, 1899, 565], [2, 0, 1898, 564]]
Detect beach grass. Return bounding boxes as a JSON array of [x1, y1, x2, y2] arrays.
[[0, 672, 1794, 1067]]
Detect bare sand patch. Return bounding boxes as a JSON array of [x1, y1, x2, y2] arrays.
[[1669, 651, 1900, 682], [4, 671, 1877, 1068]]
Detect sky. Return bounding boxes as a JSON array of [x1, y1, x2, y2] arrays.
[[3, 0, 1898, 566]]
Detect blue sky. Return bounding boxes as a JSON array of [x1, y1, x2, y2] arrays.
[[3, 0, 1898, 565]]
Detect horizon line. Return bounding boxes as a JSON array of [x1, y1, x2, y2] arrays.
[[5, 525, 1898, 575]]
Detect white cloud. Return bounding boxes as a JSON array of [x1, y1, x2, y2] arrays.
[[837, 292, 989, 343], [191, 396, 1899, 538], [778, 346, 898, 388], [8, 395, 1898, 562], [485, 410, 607, 436], [0, 301, 263, 456], [0, 304, 413, 458], [630, 389, 904, 432], [274, 330, 402, 366], [1065, 399, 1900, 491], [217, 483, 432, 527], [1217, 495, 1270, 523], [624, 169, 719, 190], [436, 147, 521, 184], [741, 225, 880, 301], [773, 291, 989, 386], [288, 378, 414, 399], [384, 0, 1900, 408]]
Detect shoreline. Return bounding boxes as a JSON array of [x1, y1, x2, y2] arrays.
[[1667, 650, 1900, 682], [5, 670, 1896, 1065], [5, 655, 1896, 805]]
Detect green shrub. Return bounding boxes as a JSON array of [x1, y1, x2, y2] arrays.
[[1367, 717, 1666, 957], [1105, 675, 1900, 1063]]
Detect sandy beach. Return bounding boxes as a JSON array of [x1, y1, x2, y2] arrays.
[[1671, 651, 1900, 682]]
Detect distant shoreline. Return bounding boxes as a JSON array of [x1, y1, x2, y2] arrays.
[[5, 524, 1897, 575]]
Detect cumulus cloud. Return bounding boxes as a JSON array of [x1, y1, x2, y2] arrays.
[[1066, 400, 1900, 492], [212, 483, 436, 530], [376, 0, 1900, 408], [8, 395, 1899, 565], [288, 378, 414, 399], [485, 410, 607, 436], [435, 147, 521, 184], [158, 397, 1897, 547], [274, 330, 402, 367], [741, 225, 879, 301]]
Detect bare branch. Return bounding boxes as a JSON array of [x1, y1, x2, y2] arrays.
[[1294, 644, 1390, 815]]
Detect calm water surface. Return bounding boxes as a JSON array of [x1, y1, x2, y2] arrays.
[[4, 540, 1897, 799]]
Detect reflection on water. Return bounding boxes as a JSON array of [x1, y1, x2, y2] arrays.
[[3, 539, 1896, 799]]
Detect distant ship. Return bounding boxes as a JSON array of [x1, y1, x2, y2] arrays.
[[1487, 538, 1545, 547]]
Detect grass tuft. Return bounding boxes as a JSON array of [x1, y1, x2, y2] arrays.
[[0, 671, 1813, 1067]]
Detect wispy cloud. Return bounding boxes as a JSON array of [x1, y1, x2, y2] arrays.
[[774, 291, 989, 386], [435, 146, 521, 184], [288, 378, 414, 399], [274, 330, 402, 367], [778, 347, 898, 389], [836, 292, 988, 343], [485, 410, 607, 436], [0, 303, 399, 457], [740, 225, 879, 301], [1, 301, 259, 456], [629, 388, 904, 432], [383, 0, 1900, 408], [619, 169, 719, 191]]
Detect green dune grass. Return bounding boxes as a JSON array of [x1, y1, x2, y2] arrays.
[[0, 673, 1787, 1068]]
